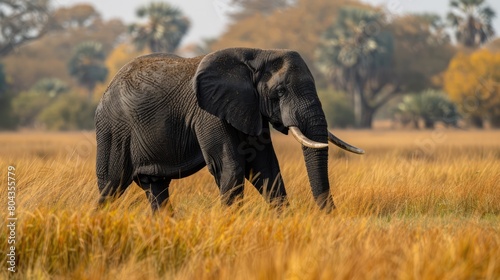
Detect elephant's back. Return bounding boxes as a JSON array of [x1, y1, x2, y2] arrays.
[[101, 53, 205, 117], [111, 53, 204, 96]]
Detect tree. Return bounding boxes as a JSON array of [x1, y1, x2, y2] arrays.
[[317, 7, 394, 128], [213, 1, 454, 128], [443, 49, 500, 128], [0, 63, 16, 129], [67, 41, 108, 100], [2, 4, 125, 93], [447, 0, 496, 48], [0, 0, 52, 57], [317, 9, 455, 128], [212, 0, 369, 87], [129, 2, 190, 53]]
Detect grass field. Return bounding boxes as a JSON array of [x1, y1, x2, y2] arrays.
[[1, 130, 499, 279]]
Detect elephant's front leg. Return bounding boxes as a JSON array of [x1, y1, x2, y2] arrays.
[[197, 124, 246, 206], [243, 128, 288, 208], [216, 162, 246, 206], [135, 175, 172, 212]]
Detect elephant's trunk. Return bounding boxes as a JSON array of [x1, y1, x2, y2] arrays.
[[299, 114, 335, 212]]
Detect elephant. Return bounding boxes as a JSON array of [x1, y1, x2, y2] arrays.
[[95, 47, 364, 213]]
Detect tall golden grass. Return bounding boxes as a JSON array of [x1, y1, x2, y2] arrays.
[[1, 130, 499, 279]]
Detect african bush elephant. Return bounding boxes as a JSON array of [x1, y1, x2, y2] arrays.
[[95, 47, 364, 213]]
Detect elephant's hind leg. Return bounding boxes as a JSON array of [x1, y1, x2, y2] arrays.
[[96, 113, 133, 208], [135, 175, 172, 212]]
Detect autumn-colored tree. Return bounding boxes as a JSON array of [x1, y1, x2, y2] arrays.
[[129, 2, 190, 53], [444, 49, 500, 127], [483, 37, 500, 52], [447, 0, 496, 48]]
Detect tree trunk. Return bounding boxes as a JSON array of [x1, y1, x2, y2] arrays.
[[469, 115, 484, 128], [359, 103, 375, 129], [353, 86, 362, 128], [87, 85, 94, 102], [490, 115, 500, 128], [424, 118, 435, 129]]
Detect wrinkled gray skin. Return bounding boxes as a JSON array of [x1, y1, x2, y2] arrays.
[[96, 48, 343, 212]]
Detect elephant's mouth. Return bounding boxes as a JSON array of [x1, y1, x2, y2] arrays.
[[270, 121, 289, 134], [288, 126, 365, 154]]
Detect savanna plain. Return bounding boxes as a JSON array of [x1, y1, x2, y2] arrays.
[[1, 130, 499, 280]]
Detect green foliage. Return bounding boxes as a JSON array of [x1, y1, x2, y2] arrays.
[[37, 94, 96, 131], [32, 78, 69, 97], [318, 89, 355, 128], [129, 2, 190, 53], [11, 90, 52, 128], [393, 90, 460, 129], [0, 63, 6, 93], [68, 41, 108, 99], [11, 77, 94, 130], [0, 63, 16, 130]]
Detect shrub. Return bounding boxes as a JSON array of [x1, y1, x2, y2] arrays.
[[37, 94, 97, 131], [393, 90, 460, 129]]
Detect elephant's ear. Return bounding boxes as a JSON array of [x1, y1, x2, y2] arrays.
[[194, 48, 262, 136]]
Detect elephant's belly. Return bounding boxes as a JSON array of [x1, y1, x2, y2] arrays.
[[130, 129, 206, 179]]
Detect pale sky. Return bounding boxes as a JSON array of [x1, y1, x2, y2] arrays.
[[54, 0, 500, 46]]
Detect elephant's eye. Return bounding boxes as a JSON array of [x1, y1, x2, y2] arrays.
[[276, 87, 286, 97]]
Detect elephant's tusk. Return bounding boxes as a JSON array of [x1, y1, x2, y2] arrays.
[[289, 126, 328, 149], [328, 131, 365, 154]]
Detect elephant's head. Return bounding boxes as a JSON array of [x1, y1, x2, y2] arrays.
[[194, 48, 363, 211]]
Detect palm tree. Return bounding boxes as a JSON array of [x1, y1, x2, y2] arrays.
[[129, 2, 190, 53], [67, 41, 108, 100], [447, 0, 496, 48], [316, 7, 394, 128]]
